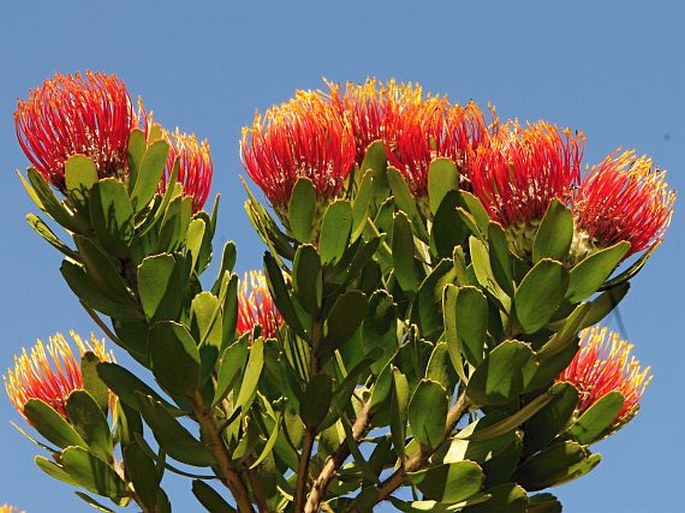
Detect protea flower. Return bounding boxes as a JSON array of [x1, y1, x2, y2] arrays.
[[470, 121, 585, 256], [330, 78, 424, 166], [159, 129, 213, 213], [3, 332, 112, 421], [558, 326, 651, 431], [0, 504, 22, 513], [15, 72, 137, 191], [240, 89, 356, 217], [572, 150, 675, 259], [237, 271, 282, 339]]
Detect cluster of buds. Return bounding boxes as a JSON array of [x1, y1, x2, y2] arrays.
[[3, 332, 112, 421], [558, 326, 652, 432], [14, 72, 214, 212]]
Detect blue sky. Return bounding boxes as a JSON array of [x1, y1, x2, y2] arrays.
[[0, 1, 683, 511]]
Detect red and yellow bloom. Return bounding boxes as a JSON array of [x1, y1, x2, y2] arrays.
[[237, 271, 282, 339], [573, 150, 675, 257], [558, 326, 651, 430], [159, 129, 213, 213], [15, 72, 137, 191], [3, 332, 112, 421], [240, 89, 356, 214]]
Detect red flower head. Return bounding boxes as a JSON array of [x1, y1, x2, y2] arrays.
[[387, 99, 489, 196], [159, 129, 213, 213], [573, 150, 675, 256], [237, 271, 283, 339], [330, 78, 424, 166], [15, 72, 137, 191], [558, 326, 651, 431], [3, 332, 112, 421], [470, 120, 585, 228], [240, 89, 356, 215]]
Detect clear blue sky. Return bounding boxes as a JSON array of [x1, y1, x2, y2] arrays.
[[0, 1, 682, 512]]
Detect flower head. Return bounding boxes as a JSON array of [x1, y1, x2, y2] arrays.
[[237, 271, 282, 339], [159, 129, 213, 213], [470, 120, 584, 228], [558, 326, 651, 430], [240, 89, 356, 214], [0, 505, 22, 513], [15, 72, 137, 191], [4, 332, 112, 421], [573, 150, 675, 256]]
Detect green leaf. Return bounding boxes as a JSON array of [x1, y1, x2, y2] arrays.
[[65, 155, 98, 200], [26, 168, 89, 233], [81, 352, 110, 412], [213, 339, 249, 407], [514, 259, 568, 333], [469, 236, 509, 309], [461, 483, 527, 513], [288, 178, 317, 243], [300, 374, 333, 429], [26, 213, 79, 260], [23, 399, 86, 449], [387, 166, 429, 241], [407, 460, 484, 503], [131, 139, 169, 211], [566, 242, 630, 303], [579, 283, 630, 330], [428, 158, 459, 215], [235, 337, 264, 413], [362, 290, 398, 367], [393, 211, 421, 294], [431, 190, 469, 259], [566, 391, 624, 444], [148, 321, 201, 395], [467, 341, 538, 406], [524, 382, 579, 452], [61, 446, 128, 500], [600, 240, 659, 290], [138, 254, 183, 321], [361, 140, 390, 202], [89, 178, 134, 258], [444, 285, 488, 367], [488, 222, 515, 296], [123, 442, 160, 510], [460, 191, 491, 234], [75, 492, 117, 513], [532, 200, 574, 263], [512, 441, 600, 491], [186, 217, 207, 270], [319, 200, 353, 265], [137, 394, 216, 467], [35, 455, 79, 486], [352, 169, 374, 242], [96, 362, 178, 413], [293, 244, 322, 314], [527, 493, 562, 513], [408, 379, 448, 451], [390, 368, 410, 460], [323, 290, 368, 357], [65, 390, 113, 460], [411, 259, 454, 340], [263, 252, 307, 339], [127, 129, 147, 187], [192, 480, 237, 513], [426, 342, 453, 390]]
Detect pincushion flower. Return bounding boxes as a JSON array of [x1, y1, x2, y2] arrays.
[[240, 89, 356, 217], [572, 150, 675, 258], [470, 121, 584, 256], [558, 326, 651, 431], [237, 271, 282, 339], [3, 332, 112, 421], [0, 505, 22, 513], [14, 72, 137, 191], [159, 129, 213, 213]]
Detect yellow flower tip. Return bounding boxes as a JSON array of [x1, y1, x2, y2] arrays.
[[0, 504, 23, 513], [237, 270, 282, 340], [3, 332, 112, 421]]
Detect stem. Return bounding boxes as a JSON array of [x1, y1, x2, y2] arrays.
[[347, 393, 470, 512], [304, 400, 372, 513], [294, 319, 323, 513], [192, 391, 255, 513]]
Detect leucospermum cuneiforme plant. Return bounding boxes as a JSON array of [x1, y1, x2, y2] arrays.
[[3, 73, 676, 513]]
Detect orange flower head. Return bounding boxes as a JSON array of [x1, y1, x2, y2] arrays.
[[15, 72, 137, 191], [387, 99, 489, 196], [573, 150, 675, 256], [331, 78, 424, 166], [237, 271, 282, 339], [470, 120, 585, 228], [240, 89, 356, 213], [159, 129, 213, 213], [3, 332, 112, 421], [0, 505, 22, 513], [558, 326, 651, 430]]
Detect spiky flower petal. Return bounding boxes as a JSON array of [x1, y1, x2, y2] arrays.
[[470, 120, 584, 228], [240, 90, 356, 213], [237, 271, 282, 339], [160, 129, 213, 213], [3, 332, 112, 421], [15, 72, 137, 191], [558, 326, 651, 430], [573, 150, 675, 256]]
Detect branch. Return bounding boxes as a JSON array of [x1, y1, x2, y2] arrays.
[[304, 400, 372, 513], [192, 391, 255, 513]]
